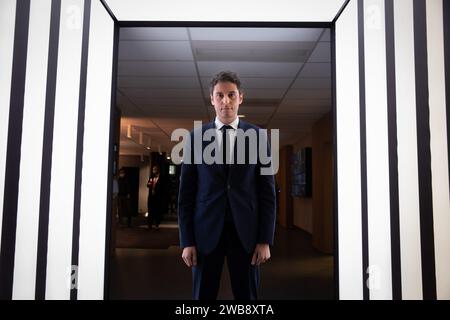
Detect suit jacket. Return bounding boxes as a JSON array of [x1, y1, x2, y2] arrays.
[[147, 174, 167, 211], [178, 120, 276, 255]]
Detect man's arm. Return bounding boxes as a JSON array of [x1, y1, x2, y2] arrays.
[[256, 131, 276, 246]]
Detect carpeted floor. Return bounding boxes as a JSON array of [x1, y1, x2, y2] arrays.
[[109, 224, 335, 299], [115, 225, 180, 249]]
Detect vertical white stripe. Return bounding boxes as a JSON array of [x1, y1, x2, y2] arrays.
[[77, 0, 114, 300], [12, 0, 52, 300], [335, 0, 364, 300], [363, 0, 392, 300], [426, 0, 450, 300], [394, 0, 423, 300], [0, 0, 16, 250], [46, 0, 84, 300]]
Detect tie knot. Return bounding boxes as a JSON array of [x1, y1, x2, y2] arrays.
[[221, 125, 233, 131]]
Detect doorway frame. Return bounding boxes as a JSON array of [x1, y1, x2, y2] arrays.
[[101, 0, 351, 300]]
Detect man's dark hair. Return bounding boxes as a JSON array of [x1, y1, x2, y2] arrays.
[[209, 71, 242, 95]]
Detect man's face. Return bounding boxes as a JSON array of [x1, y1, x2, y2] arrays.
[[210, 81, 243, 124]]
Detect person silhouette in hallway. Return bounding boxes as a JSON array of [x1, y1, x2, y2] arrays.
[[117, 168, 132, 227], [147, 165, 166, 230], [178, 71, 276, 300]]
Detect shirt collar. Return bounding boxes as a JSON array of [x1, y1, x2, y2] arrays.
[[215, 117, 239, 130]]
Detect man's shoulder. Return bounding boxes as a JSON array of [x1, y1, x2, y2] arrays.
[[239, 120, 262, 131]]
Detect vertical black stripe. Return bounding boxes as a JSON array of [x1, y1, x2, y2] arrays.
[[0, 0, 30, 300], [70, 0, 91, 301], [35, 0, 61, 300], [385, 0, 402, 300], [104, 22, 120, 300], [330, 23, 339, 300], [357, 0, 369, 301], [413, 0, 437, 300], [444, 0, 450, 193]]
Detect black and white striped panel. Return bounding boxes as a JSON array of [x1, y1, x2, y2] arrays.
[[0, 0, 17, 255], [0, 0, 115, 300], [335, 0, 450, 300]]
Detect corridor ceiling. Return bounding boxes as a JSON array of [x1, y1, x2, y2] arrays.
[[116, 27, 332, 155]]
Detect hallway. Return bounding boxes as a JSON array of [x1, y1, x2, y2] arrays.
[[108, 224, 334, 300]]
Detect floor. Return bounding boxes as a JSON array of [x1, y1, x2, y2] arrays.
[[108, 217, 334, 300]]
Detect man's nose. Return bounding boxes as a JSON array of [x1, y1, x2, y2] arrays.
[[223, 95, 230, 104]]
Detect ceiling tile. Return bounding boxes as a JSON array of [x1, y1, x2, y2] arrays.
[[133, 98, 205, 107], [308, 42, 331, 63], [189, 28, 323, 42], [284, 89, 332, 100], [291, 77, 331, 89], [298, 63, 332, 78], [197, 61, 303, 78], [118, 41, 193, 61], [118, 61, 197, 77], [280, 99, 331, 107], [192, 40, 314, 62], [118, 76, 201, 89], [320, 29, 331, 42], [121, 88, 203, 99], [277, 104, 331, 114], [119, 27, 189, 41]]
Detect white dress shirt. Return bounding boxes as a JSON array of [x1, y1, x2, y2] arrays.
[[214, 117, 239, 164]]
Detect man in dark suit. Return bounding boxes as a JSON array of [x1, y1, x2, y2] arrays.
[[178, 71, 276, 300], [147, 165, 167, 230]]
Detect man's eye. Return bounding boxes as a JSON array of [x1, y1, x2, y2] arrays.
[[228, 93, 235, 98]]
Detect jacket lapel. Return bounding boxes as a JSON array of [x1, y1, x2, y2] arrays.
[[202, 122, 226, 179]]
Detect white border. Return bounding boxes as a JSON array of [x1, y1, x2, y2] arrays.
[[335, 0, 364, 300]]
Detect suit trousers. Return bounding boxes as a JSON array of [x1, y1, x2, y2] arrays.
[[192, 221, 260, 300]]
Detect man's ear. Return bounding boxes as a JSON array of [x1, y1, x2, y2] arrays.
[[210, 95, 214, 106]]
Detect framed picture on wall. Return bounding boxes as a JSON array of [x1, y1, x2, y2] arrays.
[[291, 147, 312, 197]]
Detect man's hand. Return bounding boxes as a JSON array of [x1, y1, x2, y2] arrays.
[[182, 246, 197, 267], [251, 243, 271, 265]]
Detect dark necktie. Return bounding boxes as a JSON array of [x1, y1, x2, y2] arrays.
[[221, 125, 233, 175]]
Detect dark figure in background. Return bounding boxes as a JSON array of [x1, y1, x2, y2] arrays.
[[117, 168, 131, 227], [178, 71, 276, 300], [147, 165, 166, 230]]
